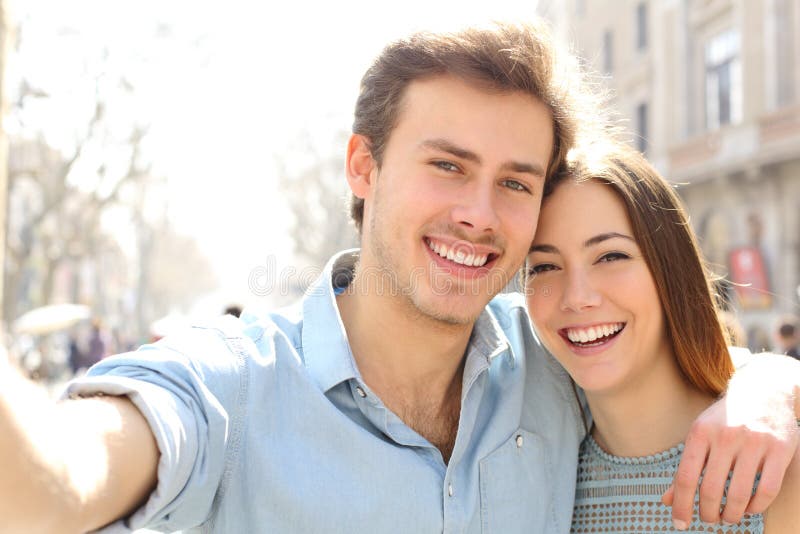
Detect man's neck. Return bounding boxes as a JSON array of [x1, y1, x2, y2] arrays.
[[336, 279, 476, 463], [336, 284, 473, 398]]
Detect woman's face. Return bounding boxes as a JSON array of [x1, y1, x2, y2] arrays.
[[525, 179, 672, 396]]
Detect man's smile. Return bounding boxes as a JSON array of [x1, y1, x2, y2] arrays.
[[424, 237, 499, 267]]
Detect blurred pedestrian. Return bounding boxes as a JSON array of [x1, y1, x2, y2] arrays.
[[67, 335, 84, 375], [223, 304, 242, 318], [87, 319, 109, 365], [776, 316, 800, 359]]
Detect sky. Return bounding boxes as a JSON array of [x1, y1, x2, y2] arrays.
[[7, 0, 543, 313]]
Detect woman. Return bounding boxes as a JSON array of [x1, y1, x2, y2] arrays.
[[525, 143, 799, 532]]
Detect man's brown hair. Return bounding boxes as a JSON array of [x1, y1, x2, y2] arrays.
[[541, 143, 735, 397], [350, 21, 583, 233]]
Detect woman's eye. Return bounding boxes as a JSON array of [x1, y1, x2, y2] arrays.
[[502, 179, 531, 193], [597, 252, 630, 263], [527, 263, 557, 276]]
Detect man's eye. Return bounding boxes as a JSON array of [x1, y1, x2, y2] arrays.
[[502, 179, 531, 193], [434, 160, 459, 172]]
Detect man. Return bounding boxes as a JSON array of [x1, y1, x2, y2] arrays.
[[1, 22, 798, 533]]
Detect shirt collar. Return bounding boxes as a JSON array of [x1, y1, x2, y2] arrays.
[[301, 249, 512, 393], [302, 249, 362, 393], [463, 301, 513, 383]]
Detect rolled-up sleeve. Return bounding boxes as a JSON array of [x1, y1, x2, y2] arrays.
[[63, 323, 250, 533]]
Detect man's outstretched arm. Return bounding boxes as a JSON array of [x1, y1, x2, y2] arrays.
[[665, 353, 800, 530], [0, 357, 158, 533]]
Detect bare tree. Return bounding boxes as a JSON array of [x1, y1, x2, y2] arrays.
[[127, 177, 217, 341], [3, 21, 197, 334], [143, 221, 217, 323], [4, 104, 152, 322], [277, 129, 357, 271], [0, 0, 14, 322]]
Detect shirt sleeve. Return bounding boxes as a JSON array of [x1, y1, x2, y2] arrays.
[[63, 321, 251, 533]]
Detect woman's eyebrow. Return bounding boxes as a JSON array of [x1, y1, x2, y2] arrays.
[[583, 232, 635, 248], [529, 232, 635, 254], [529, 243, 558, 254]]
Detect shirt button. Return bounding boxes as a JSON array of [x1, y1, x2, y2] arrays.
[[448, 484, 454, 497], [516, 434, 524, 448], [355, 386, 367, 398]]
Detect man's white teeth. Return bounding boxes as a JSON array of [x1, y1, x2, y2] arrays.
[[566, 323, 624, 343], [427, 239, 488, 267]]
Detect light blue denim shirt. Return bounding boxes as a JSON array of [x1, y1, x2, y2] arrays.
[[66, 250, 584, 533]]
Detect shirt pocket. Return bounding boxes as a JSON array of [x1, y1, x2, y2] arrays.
[[479, 429, 554, 533]]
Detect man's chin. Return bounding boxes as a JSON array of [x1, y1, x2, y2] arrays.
[[409, 296, 488, 327], [429, 311, 480, 327]]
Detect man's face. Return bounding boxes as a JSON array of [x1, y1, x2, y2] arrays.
[[353, 75, 554, 325]]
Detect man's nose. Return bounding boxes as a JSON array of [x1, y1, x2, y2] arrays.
[[450, 181, 500, 233]]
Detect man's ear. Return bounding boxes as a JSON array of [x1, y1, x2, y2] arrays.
[[346, 134, 376, 199]]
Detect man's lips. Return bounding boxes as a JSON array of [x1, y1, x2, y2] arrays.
[[424, 236, 500, 268]]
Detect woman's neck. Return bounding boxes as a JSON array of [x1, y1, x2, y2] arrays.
[[587, 360, 716, 458]]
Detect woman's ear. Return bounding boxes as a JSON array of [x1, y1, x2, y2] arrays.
[[346, 134, 376, 199]]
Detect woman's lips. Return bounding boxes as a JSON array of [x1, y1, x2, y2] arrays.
[[558, 323, 626, 355]]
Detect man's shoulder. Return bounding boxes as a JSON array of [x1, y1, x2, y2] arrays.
[[487, 291, 527, 315], [486, 292, 530, 333], [115, 301, 304, 370], [239, 300, 305, 342], [485, 292, 547, 353], [163, 302, 308, 370]]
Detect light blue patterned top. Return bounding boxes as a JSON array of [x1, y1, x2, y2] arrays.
[[572, 434, 764, 533]]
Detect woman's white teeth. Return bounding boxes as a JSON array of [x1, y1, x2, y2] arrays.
[[567, 323, 624, 343], [427, 239, 488, 267]]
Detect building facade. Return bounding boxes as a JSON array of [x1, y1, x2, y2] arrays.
[[541, 0, 800, 350]]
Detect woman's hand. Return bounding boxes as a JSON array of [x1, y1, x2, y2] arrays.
[[663, 353, 800, 530]]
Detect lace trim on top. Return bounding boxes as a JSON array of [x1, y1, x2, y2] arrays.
[[584, 433, 685, 466], [572, 435, 763, 533]]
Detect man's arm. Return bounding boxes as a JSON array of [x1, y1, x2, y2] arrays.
[[665, 353, 800, 529], [0, 359, 158, 533]]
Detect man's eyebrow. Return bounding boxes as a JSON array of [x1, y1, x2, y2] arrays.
[[420, 138, 545, 177], [529, 232, 635, 254], [420, 139, 481, 164], [500, 160, 546, 178]]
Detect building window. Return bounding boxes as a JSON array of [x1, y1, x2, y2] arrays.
[[636, 102, 648, 153], [636, 2, 648, 50], [603, 30, 614, 73], [775, 0, 796, 107], [705, 29, 742, 130]]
